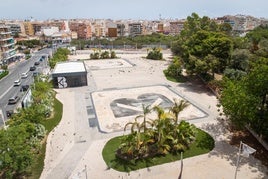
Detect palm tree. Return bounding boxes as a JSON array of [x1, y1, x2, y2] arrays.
[[135, 104, 152, 133], [169, 99, 189, 124]]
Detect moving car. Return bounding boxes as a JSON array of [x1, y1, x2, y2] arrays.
[[8, 96, 20, 105], [14, 79, 21, 86], [34, 61, 40, 66], [21, 72, 28, 79], [30, 66, 36, 71]]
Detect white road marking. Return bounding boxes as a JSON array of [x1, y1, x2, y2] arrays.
[[0, 85, 13, 100]]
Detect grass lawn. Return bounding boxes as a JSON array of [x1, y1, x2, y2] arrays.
[[102, 128, 214, 172], [29, 98, 63, 179]]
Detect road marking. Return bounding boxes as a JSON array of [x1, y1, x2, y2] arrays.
[[0, 85, 13, 100]]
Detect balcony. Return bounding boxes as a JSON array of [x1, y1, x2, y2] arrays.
[[1, 42, 15, 48], [0, 31, 12, 35], [0, 37, 13, 42], [2, 49, 16, 59]]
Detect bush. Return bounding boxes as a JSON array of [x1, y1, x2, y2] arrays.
[[146, 47, 163, 60], [0, 70, 9, 80]]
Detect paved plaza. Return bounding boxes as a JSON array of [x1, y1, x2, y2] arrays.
[[41, 50, 268, 179], [92, 85, 206, 133]]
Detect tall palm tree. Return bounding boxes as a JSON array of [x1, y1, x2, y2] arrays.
[[135, 104, 152, 133], [169, 99, 189, 124]]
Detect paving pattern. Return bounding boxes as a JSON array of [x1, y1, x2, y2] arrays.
[[92, 85, 207, 133]]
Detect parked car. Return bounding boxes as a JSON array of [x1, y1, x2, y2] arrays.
[[21, 72, 28, 79], [8, 96, 20, 105], [30, 66, 36, 71], [20, 84, 29, 92], [14, 79, 21, 86], [34, 61, 40, 66]]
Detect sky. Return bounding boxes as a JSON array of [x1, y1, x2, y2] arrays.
[[1, 0, 268, 20]]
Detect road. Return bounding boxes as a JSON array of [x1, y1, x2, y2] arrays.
[[0, 48, 51, 126]]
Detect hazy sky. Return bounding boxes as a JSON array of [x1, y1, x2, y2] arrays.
[[1, 0, 267, 20]]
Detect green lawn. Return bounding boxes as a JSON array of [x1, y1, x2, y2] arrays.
[[102, 128, 214, 172], [29, 98, 63, 179]]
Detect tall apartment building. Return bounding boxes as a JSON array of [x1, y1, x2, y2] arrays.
[[69, 22, 92, 39], [129, 23, 143, 36], [157, 23, 164, 33], [117, 24, 125, 37], [23, 21, 34, 36], [0, 24, 16, 65], [6, 23, 24, 36], [94, 24, 105, 37], [169, 21, 185, 35]]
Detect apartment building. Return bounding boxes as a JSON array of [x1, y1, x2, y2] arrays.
[[0, 24, 17, 65], [129, 23, 143, 36], [169, 21, 185, 35], [69, 22, 92, 39], [23, 21, 34, 36], [5, 22, 24, 36], [117, 24, 125, 37]]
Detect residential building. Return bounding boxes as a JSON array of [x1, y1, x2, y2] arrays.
[[5, 22, 24, 36], [117, 24, 125, 37], [129, 23, 143, 36], [0, 24, 17, 65], [23, 21, 34, 36], [69, 22, 92, 39], [169, 21, 185, 35], [93, 24, 105, 37]]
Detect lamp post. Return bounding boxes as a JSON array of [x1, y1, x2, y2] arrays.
[[0, 108, 7, 130]]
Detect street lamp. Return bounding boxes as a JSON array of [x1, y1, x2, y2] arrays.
[[0, 108, 7, 130]]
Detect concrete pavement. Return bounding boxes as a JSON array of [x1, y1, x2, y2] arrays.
[[41, 50, 268, 179]]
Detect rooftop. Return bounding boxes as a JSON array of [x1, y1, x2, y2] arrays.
[[53, 61, 86, 74]]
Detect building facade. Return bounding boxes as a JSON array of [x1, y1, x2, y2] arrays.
[[69, 22, 92, 39], [169, 21, 185, 35], [0, 24, 17, 65], [129, 23, 143, 36], [23, 21, 34, 36]]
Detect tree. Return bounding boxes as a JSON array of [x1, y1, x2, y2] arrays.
[[0, 123, 35, 178], [221, 58, 268, 138], [164, 56, 183, 78], [135, 104, 152, 133], [169, 99, 189, 124], [230, 49, 251, 71]]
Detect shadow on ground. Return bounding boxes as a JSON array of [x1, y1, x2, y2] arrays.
[[199, 120, 268, 178], [177, 75, 215, 96]]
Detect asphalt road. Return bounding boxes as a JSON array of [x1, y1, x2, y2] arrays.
[[0, 48, 51, 125]]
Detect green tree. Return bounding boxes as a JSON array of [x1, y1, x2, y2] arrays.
[[0, 123, 35, 178], [135, 104, 152, 133], [169, 99, 189, 124]]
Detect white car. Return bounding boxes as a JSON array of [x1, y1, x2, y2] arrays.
[[21, 72, 28, 79], [14, 79, 21, 86]]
